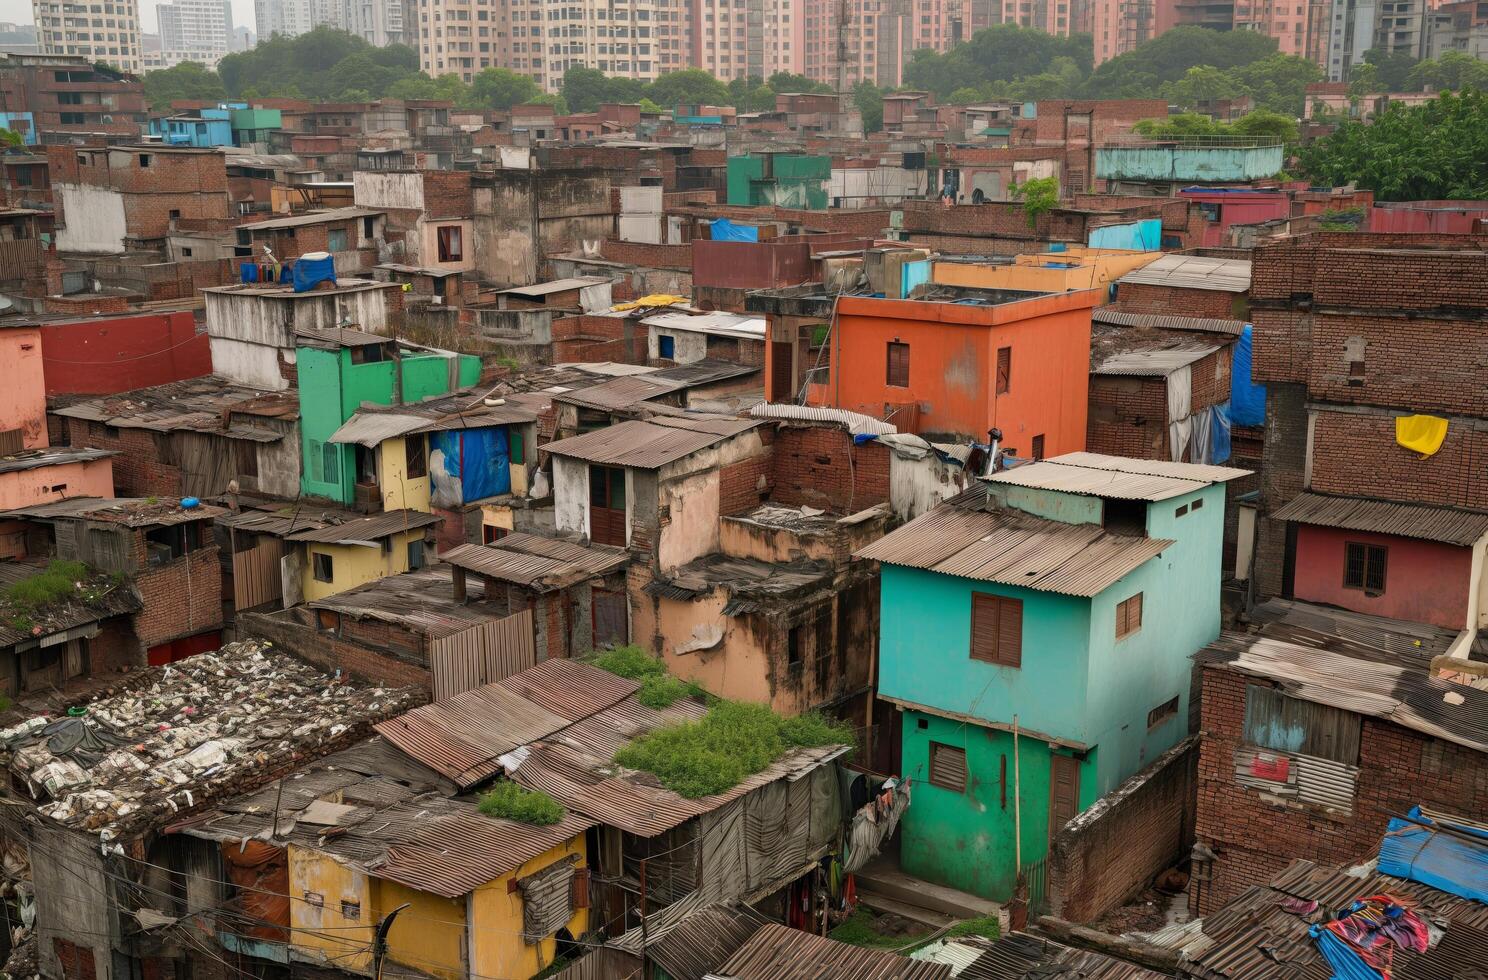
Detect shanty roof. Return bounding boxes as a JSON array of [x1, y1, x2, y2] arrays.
[[643, 311, 767, 340], [1138, 856, 1488, 979], [0, 639, 425, 838], [216, 505, 362, 539], [854, 486, 1172, 598], [293, 325, 392, 349], [649, 358, 761, 388], [0, 560, 141, 649], [1092, 308, 1247, 336], [50, 377, 297, 441], [551, 374, 682, 412], [328, 390, 538, 447], [0, 497, 226, 528], [713, 923, 951, 980], [1093, 344, 1221, 376], [0, 447, 116, 475], [284, 509, 441, 544], [375, 262, 461, 278], [1272, 492, 1488, 547], [495, 276, 611, 297], [646, 552, 834, 616], [1117, 253, 1251, 292], [986, 452, 1249, 501], [630, 903, 770, 980], [241, 207, 383, 231], [441, 533, 629, 592], [1195, 634, 1488, 753], [957, 933, 1169, 980], [541, 415, 761, 469], [1245, 598, 1458, 672], [174, 738, 591, 898], [307, 567, 519, 638], [748, 403, 897, 436]]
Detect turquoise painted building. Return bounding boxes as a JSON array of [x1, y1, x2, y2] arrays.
[[297, 328, 481, 506], [149, 109, 234, 147], [856, 452, 1247, 900], [1094, 142, 1285, 185]]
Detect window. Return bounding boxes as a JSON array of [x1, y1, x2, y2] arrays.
[[363, 216, 376, 238], [1031, 434, 1044, 460], [0, 427, 22, 455], [1148, 695, 1179, 730], [437, 225, 463, 262], [138, 153, 151, 167], [886, 341, 910, 387], [482, 523, 507, 544], [407, 539, 425, 570], [327, 228, 348, 252], [1116, 592, 1143, 640], [313, 552, 334, 582], [1175, 503, 1189, 517], [509, 429, 526, 465], [658, 334, 675, 359], [405, 437, 427, 479], [970, 593, 1022, 667], [1243, 684, 1361, 764], [1343, 542, 1386, 594], [928, 741, 968, 792], [145, 522, 200, 564], [996, 346, 1011, 394], [1191, 498, 1203, 511]]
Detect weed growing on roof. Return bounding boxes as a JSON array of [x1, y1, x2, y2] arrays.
[[477, 782, 566, 825], [5, 560, 91, 609], [613, 700, 854, 799], [591, 645, 708, 709], [945, 916, 1001, 941]]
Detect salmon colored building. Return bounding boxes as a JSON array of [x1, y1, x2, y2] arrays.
[[754, 286, 1101, 454]]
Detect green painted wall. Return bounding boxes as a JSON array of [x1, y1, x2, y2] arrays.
[[726, 154, 830, 209], [726, 155, 764, 206], [457, 354, 481, 388], [1094, 144, 1284, 182], [401, 354, 452, 404], [900, 710, 1098, 900], [988, 484, 1102, 525], [298, 346, 349, 502]]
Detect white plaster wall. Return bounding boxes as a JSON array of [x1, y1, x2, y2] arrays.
[[206, 291, 294, 346], [352, 171, 425, 211], [647, 327, 708, 364], [659, 469, 720, 573], [55, 184, 127, 254], [889, 453, 969, 522], [257, 433, 302, 497], [618, 212, 663, 244], [553, 455, 589, 537], [209, 336, 291, 391]]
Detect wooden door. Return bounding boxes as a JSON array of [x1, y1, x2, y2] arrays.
[[589, 466, 627, 547], [770, 341, 795, 402], [1048, 754, 1082, 841], [592, 589, 628, 648]]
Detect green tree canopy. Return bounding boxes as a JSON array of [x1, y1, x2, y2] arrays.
[[216, 28, 425, 101], [143, 61, 226, 108], [1083, 27, 1278, 98], [647, 68, 731, 109], [904, 24, 1092, 98], [1134, 109, 1298, 142], [469, 67, 543, 110], [853, 80, 884, 132], [561, 65, 648, 112], [1405, 50, 1488, 92], [1013, 176, 1060, 228], [1300, 90, 1488, 200]]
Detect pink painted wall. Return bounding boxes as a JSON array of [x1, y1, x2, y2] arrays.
[[1293, 523, 1472, 629], [0, 326, 48, 449]]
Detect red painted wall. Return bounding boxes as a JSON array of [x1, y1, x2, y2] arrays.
[[1292, 523, 1473, 629], [41, 312, 211, 396]]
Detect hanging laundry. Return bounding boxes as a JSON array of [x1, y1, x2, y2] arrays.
[[1311, 893, 1429, 979], [1396, 415, 1448, 457]]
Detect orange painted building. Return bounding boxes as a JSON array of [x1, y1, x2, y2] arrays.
[[788, 288, 1100, 454]]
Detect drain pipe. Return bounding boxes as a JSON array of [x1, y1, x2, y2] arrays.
[[983, 427, 1003, 477]]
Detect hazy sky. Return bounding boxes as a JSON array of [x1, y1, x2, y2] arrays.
[[0, 0, 260, 36]]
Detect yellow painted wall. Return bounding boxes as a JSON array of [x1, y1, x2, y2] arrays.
[[375, 879, 469, 980], [300, 527, 428, 601], [932, 250, 1161, 293], [470, 836, 589, 980], [482, 504, 515, 539], [379, 435, 433, 512], [288, 847, 374, 973]]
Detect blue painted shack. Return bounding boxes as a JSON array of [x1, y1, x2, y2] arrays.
[[855, 452, 1249, 900], [148, 108, 233, 147]]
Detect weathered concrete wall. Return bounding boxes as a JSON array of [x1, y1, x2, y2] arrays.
[[209, 335, 292, 390], [658, 469, 719, 572], [552, 455, 590, 538], [353, 171, 425, 211], [647, 324, 708, 364], [54, 183, 127, 253], [29, 826, 118, 980]]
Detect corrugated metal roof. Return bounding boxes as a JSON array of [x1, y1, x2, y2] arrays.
[[0, 497, 226, 527], [1118, 253, 1251, 292], [1195, 633, 1488, 753], [495, 276, 612, 297], [51, 377, 298, 436], [293, 326, 392, 348], [712, 922, 952, 980], [216, 506, 359, 538], [854, 492, 1172, 598], [1092, 308, 1247, 336], [441, 534, 628, 591], [1094, 345, 1221, 376], [328, 412, 430, 447], [643, 311, 767, 340], [988, 461, 1206, 502], [748, 403, 898, 435], [242, 206, 383, 231], [1271, 492, 1488, 547], [1246, 598, 1456, 670], [0, 447, 116, 475], [638, 904, 768, 980], [541, 415, 761, 468], [307, 567, 514, 637], [552, 374, 683, 411], [959, 934, 1168, 980], [284, 509, 442, 544], [650, 358, 761, 388], [1042, 451, 1252, 485]]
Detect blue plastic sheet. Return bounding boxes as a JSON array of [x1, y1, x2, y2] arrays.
[[1311, 926, 1382, 980], [240, 264, 258, 283], [902, 259, 931, 297], [1377, 808, 1488, 903], [292, 254, 336, 293], [429, 427, 510, 507], [710, 218, 758, 242], [1210, 403, 1232, 464], [1230, 324, 1267, 426], [1088, 219, 1161, 251]]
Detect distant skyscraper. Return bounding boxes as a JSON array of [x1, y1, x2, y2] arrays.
[[33, 0, 144, 72], [158, 0, 234, 66], [255, 0, 406, 45], [802, 0, 995, 90], [688, 0, 804, 81]]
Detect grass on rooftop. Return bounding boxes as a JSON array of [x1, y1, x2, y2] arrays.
[[591, 644, 710, 710], [476, 781, 566, 826]]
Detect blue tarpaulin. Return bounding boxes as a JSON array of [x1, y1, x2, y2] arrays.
[[429, 427, 510, 507], [1211, 403, 1232, 463], [1088, 219, 1161, 251], [710, 218, 759, 242], [902, 259, 931, 297], [292, 253, 336, 293], [1311, 927, 1383, 980], [1230, 324, 1267, 426], [1378, 808, 1488, 903], [240, 264, 258, 283]]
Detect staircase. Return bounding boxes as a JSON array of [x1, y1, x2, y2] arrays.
[[854, 855, 1003, 929]]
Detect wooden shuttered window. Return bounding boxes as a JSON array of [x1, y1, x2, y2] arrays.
[[1344, 541, 1387, 594], [1116, 592, 1143, 640], [929, 741, 968, 793], [886, 341, 910, 387], [971, 593, 1022, 667], [996, 346, 1012, 394]]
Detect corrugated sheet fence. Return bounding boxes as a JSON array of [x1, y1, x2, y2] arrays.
[[428, 608, 536, 700], [233, 538, 287, 611], [544, 947, 640, 980]]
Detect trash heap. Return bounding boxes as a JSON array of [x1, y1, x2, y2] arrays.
[[0, 638, 424, 841]]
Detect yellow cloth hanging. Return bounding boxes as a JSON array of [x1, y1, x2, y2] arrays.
[[1396, 414, 1448, 457], [610, 294, 689, 312]]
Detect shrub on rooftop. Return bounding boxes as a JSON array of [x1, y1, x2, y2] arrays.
[[591, 645, 708, 709], [477, 781, 566, 825]]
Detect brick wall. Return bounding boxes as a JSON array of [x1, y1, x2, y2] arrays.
[[1087, 375, 1168, 459], [1049, 736, 1198, 924], [719, 452, 772, 516], [42, 294, 132, 315], [240, 611, 434, 692], [423, 170, 474, 218], [133, 546, 223, 648], [1253, 382, 1308, 597], [767, 425, 891, 513], [64, 420, 182, 497], [1114, 283, 1244, 320], [550, 314, 646, 364], [1309, 408, 1488, 510], [1193, 666, 1488, 914], [1308, 313, 1488, 417], [600, 239, 693, 271]]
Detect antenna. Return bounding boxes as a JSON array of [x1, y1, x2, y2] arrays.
[[836, 0, 854, 95]]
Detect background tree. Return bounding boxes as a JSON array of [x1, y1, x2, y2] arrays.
[[1013, 176, 1060, 228], [1361, 48, 1419, 91], [468, 67, 542, 110], [646, 68, 730, 109], [1082, 26, 1277, 97], [1225, 54, 1320, 115], [1405, 50, 1488, 92], [853, 81, 884, 132], [143, 61, 225, 108]]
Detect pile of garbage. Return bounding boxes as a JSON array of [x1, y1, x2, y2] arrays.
[[0, 638, 424, 840]]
